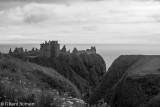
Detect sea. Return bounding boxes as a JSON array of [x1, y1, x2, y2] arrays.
[[1, 44, 160, 70]]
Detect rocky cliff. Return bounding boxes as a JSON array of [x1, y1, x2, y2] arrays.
[[29, 53, 106, 98], [88, 55, 160, 107]]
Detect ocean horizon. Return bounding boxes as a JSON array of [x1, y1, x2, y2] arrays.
[[1, 44, 160, 69]]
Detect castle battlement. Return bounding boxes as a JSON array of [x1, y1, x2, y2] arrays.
[[40, 40, 96, 57], [40, 40, 60, 58], [72, 46, 96, 55], [9, 40, 96, 58]]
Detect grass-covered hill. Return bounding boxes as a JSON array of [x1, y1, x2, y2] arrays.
[[0, 55, 86, 107], [88, 55, 160, 107], [87, 55, 144, 105], [29, 53, 106, 98]]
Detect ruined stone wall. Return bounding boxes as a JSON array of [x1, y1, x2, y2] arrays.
[[50, 44, 60, 57], [40, 44, 51, 57]]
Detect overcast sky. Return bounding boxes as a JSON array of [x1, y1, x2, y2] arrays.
[[0, 0, 160, 44]]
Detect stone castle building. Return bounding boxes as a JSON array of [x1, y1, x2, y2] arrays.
[[40, 41, 60, 57], [40, 40, 96, 57], [9, 40, 96, 58], [72, 46, 96, 55], [9, 47, 24, 54]]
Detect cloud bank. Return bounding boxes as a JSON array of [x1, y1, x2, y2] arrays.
[[0, 0, 160, 44]]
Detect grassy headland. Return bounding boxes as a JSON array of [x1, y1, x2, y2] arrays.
[[0, 55, 85, 107]]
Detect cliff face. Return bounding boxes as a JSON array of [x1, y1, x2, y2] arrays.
[[87, 55, 144, 104], [30, 53, 106, 98], [88, 55, 160, 107]]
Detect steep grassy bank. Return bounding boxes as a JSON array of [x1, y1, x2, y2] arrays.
[[0, 55, 85, 107], [29, 53, 106, 98], [88, 55, 160, 107], [87, 55, 144, 104], [110, 56, 160, 107]]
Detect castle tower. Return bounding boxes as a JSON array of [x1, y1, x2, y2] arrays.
[[25, 49, 27, 53], [50, 41, 60, 57], [40, 41, 60, 58], [72, 48, 79, 55], [9, 48, 12, 54], [61, 45, 67, 53], [91, 46, 96, 54], [14, 47, 24, 53]]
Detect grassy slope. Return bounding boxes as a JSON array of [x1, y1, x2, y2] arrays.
[[127, 56, 160, 77], [87, 55, 143, 105], [0, 55, 85, 107], [109, 55, 160, 107], [29, 53, 106, 99]]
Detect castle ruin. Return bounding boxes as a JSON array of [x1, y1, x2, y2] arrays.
[[9, 40, 96, 58], [40, 40, 96, 57], [72, 46, 96, 55], [9, 47, 24, 54], [40, 41, 60, 57]]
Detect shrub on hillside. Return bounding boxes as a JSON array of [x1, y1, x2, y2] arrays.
[[0, 58, 85, 107]]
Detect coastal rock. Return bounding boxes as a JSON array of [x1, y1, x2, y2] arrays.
[[88, 55, 160, 107]]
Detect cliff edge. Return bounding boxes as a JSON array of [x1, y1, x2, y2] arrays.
[[29, 53, 106, 98], [88, 55, 160, 107]]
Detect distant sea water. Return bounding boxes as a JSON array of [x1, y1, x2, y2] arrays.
[[1, 44, 160, 70]]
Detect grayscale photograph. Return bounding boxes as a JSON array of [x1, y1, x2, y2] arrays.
[[0, 0, 160, 107]]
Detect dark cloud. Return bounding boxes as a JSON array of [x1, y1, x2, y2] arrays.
[[0, 1, 25, 10], [0, 0, 158, 10], [152, 15, 160, 22], [0, 0, 75, 3], [23, 14, 48, 24], [0, 0, 104, 4], [0, 0, 72, 10]]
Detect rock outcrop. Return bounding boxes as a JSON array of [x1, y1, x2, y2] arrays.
[[88, 55, 160, 107], [30, 53, 106, 98]]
